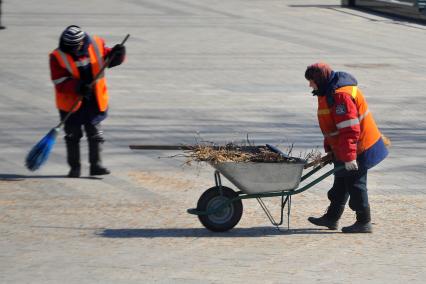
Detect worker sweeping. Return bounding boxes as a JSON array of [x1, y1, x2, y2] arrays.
[[305, 62, 388, 233], [49, 25, 126, 177]]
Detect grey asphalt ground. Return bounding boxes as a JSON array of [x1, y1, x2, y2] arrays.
[[0, 0, 425, 283]]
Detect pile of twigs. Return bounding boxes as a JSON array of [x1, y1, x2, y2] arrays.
[[186, 145, 284, 164], [181, 143, 321, 165]]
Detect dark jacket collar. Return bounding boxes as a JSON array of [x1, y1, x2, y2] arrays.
[[312, 71, 358, 106]]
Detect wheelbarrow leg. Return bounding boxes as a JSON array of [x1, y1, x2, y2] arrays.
[[214, 170, 223, 195], [256, 194, 292, 231]]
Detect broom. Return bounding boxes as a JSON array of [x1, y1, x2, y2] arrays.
[[25, 34, 130, 171]]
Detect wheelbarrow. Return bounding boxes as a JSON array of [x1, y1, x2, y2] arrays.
[[128, 144, 343, 232], [186, 150, 343, 232]]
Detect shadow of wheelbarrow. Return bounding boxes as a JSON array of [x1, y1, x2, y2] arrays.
[[97, 227, 339, 238]]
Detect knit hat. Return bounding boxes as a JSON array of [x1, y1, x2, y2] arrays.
[[60, 25, 86, 47], [304, 62, 333, 95]]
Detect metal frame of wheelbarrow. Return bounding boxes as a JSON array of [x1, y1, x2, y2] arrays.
[[187, 161, 345, 231]]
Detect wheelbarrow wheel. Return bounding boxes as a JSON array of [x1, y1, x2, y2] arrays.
[[197, 186, 243, 232]]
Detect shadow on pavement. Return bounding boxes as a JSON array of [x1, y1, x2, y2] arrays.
[[98, 227, 339, 238], [0, 173, 102, 181]]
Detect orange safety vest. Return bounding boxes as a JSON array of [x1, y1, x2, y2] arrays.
[[51, 36, 109, 112], [317, 86, 382, 157]]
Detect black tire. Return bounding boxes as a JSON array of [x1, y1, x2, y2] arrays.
[[197, 186, 243, 232]]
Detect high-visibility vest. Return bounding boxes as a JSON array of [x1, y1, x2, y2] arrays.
[[51, 36, 109, 112], [317, 86, 382, 157]]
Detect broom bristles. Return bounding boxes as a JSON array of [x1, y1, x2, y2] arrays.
[[25, 128, 59, 171]]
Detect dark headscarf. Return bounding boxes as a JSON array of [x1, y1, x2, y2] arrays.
[[304, 62, 333, 97]]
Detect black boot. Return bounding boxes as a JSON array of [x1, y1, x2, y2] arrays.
[[342, 207, 372, 233], [66, 141, 81, 178], [89, 140, 110, 176], [308, 204, 345, 230]]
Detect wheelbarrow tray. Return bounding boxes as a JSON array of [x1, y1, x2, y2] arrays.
[[209, 159, 306, 194]]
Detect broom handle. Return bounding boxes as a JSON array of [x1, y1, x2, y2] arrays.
[[56, 34, 130, 129]]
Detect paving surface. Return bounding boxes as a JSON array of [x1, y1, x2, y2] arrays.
[[0, 0, 425, 283]]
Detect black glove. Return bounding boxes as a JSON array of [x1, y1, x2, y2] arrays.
[[76, 82, 93, 98], [110, 44, 126, 57], [108, 44, 126, 68]]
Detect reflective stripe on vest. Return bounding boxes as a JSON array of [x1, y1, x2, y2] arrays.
[[335, 110, 369, 130], [88, 36, 109, 111], [53, 76, 70, 85], [57, 50, 73, 74], [323, 131, 338, 137], [359, 109, 370, 121], [318, 109, 330, 115], [351, 86, 357, 99], [351, 86, 371, 123], [55, 50, 79, 78], [336, 118, 359, 129], [89, 36, 104, 83]]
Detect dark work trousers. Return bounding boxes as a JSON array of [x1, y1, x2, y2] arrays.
[[60, 97, 106, 143], [327, 168, 369, 212], [64, 122, 104, 144], [60, 98, 106, 169], [63, 121, 104, 169]]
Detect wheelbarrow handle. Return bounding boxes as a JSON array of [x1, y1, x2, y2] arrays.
[[304, 152, 333, 169]]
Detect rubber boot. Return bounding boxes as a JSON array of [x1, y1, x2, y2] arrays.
[[342, 207, 372, 233], [89, 140, 110, 176], [308, 204, 345, 230], [66, 141, 81, 178]]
